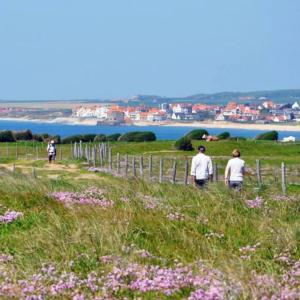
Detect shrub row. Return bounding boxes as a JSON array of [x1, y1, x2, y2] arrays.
[[175, 129, 279, 151], [0, 130, 61, 143], [61, 131, 156, 143]]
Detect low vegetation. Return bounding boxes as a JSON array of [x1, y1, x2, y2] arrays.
[[174, 136, 194, 151], [255, 130, 279, 141], [217, 131, 230, 140], [0, 157, 299, 298], [118, 131, 157, 142], [185, 129, 209, 140]]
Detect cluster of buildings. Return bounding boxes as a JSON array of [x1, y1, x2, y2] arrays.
[[73, 100, 300, 124]]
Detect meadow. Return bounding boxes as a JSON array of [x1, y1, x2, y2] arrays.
[[0, 140, 299, 299]]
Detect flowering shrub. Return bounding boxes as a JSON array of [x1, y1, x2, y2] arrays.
[[245, 196, 264, 209], [239, 243, 261, 260], [273, 195, 298, 202], [0, 211, 23, 224], [142, 195, 160, 210], [0, 254, 13, 263], [0, 257, 300, 299], [50, 187, 114, 208], [167, 212, 185, 221], [205, 231, 224, 240]]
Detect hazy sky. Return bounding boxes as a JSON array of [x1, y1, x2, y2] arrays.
[[0, 0, 300, 100]]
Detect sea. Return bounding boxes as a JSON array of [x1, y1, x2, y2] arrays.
[[0, 120, 299, 140]]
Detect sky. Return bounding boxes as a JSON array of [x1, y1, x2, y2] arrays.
[[0, 0, 300, 100]]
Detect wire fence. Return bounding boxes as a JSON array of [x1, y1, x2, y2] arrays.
[[0, 141, 299, 194]]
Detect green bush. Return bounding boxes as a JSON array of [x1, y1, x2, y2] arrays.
[[174, 137, 194, 151], [255, 131, 279, 141], [107, 133, 121, 141], [14, 130, 33, 141], [62, 135, 81, 144], [0, 130, 15, 142], [94, 134, 107, 142], [51, 135, 61, 144], [81, 134, 97, 142], [62, 134, 97, 144], [217, 131, 230, 140], [185, 129, 209, 140], [118, 131, 156, 142], [32, 134, 43, 142]]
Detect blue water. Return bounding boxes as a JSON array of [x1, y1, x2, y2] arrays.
[[0, 120, 299, 140]]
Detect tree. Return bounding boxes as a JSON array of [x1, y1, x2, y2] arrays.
[[118, 131, 156, 142], [14, 130, 33, 141], [174, 137, 194, 151], [255, 131, 279, 141], [94, 134, 107, 142], [185, 129, 209, 140], [107, 133, 121, 141], [62, 134, 97, 144], [0, 130, 15, 142], [217, 132, 230, 140]]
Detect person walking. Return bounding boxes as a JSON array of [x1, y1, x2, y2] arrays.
[[225, 149, 245, 191], [47, 140, 56, 163], [190, 145, 213, 188]]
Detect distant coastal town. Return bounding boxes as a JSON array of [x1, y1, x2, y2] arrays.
[[72, 99, 300, 125], [1, 97, 300, 133]]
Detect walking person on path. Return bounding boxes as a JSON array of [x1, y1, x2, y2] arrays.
[[225, 149, 245, 191], [190, 145, 213, 188], [47, 140, 56, 163]]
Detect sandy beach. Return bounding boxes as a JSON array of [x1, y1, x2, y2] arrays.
[[133, 121, 300, 132], [0, 117, 300, 132]]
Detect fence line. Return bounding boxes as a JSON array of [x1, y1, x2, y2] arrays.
[[0, 141, 299, 193]]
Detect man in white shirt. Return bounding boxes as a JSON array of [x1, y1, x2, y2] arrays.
[[190, 145, 213, 188], [225, 149, 245, 190]]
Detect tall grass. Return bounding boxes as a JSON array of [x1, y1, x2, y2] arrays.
[[0, 164, 299, 298]]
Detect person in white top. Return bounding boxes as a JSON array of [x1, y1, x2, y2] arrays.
[[47, 140, 56, 163], [225, 149, 245, 190], [191, 145, 213, 188]]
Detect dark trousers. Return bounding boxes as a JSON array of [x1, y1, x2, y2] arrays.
[[195, 179, 208, 188], [48, 154, 54, 163], [229, 181, 243, 191]]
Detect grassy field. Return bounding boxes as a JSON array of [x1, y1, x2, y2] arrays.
[[0, 140, 300, 299]]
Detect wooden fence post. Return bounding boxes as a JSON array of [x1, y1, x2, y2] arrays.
[[281, 162, 286, 194], [60, 146, 62, 160], [132, 156, 136, 177], [15, 143, 18, 160], [36, 146, 39, 160], [79, 141, 83, 158], [256, 159, 262, 187], [213, 163, 219, 182], [139, 156, 144, 176], [84, 145, 89, 163], [108, 147, 112, 171], [116, 153, 120, 174], [93, 146, 96, 167], [25, 143, 28, 160], [99, 144, 103, 166], [73, 142, 77, 159], [104, 143, 107, 160], [71, 142, 73, 159], [171, 160, 177, 184], [184, 160, 189, 185], [12, 163, 16, 173], [32, 167, 36, 178], [149, 155, 153, 178], [159, 158, 163, 183], [125, 154, 128, 176]]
